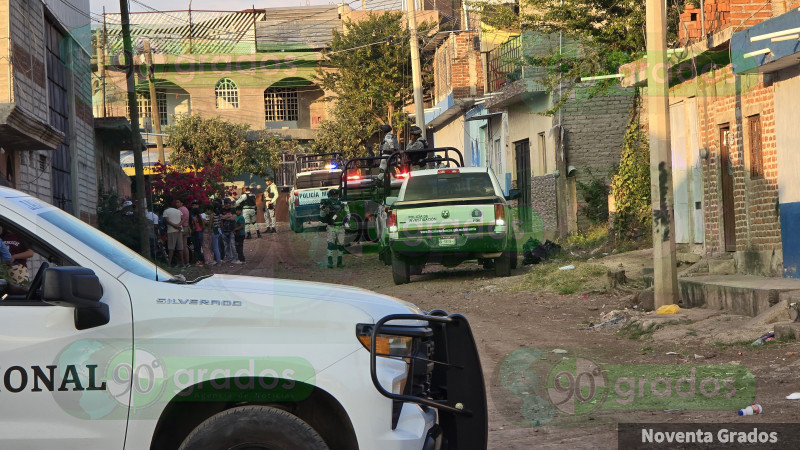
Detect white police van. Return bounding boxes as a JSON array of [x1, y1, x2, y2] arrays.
[[288, 153, 344, 233], [0, 186, 487, 449]]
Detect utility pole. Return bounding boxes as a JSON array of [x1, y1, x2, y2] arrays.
[[101, 7, 107, 118], [144, 39, 165, 164], [120, 0, 151, 258], [406, 0, 425, 139], [645, 0, 678, 307]]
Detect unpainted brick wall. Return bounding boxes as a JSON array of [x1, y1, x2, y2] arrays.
[[560, 85, 635, 230]]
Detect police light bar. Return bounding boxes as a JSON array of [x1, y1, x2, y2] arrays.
[[325, 163, 338, 169], [438, 169, 459, 174]]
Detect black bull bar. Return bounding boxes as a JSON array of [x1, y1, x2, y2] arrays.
[[369, 311, 488, 449]]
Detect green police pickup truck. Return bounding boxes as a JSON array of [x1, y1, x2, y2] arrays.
[[386, 167, 519, 285]]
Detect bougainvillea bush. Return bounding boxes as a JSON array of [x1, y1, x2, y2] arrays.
[[150, 162, 234, 209]]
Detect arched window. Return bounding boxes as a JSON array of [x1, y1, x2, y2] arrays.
[[215, 78, 239, 109], [264, 87, 298, 121]]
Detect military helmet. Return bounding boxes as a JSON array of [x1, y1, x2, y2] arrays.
[[380, 124, 392, 134], [409, 126, 422, 136], [328, 188, 340, 197]]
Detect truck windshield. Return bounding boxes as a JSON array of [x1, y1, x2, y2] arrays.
[[403, 173, 496, 201], [37, 208, 170, 281], [296, 171, 341, 189]]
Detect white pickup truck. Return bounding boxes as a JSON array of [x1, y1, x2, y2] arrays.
[[0, 186, 487, 449]]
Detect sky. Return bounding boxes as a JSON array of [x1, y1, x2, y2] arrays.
[[89, 0, 402, 18]]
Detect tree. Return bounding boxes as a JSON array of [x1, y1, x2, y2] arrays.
[[473, 0, 680, 112], [149, 162, 232, 210], [315, 12, 434, 156], [166, 115, 287, 178]]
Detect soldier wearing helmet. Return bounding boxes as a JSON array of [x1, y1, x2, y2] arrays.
[[320, 188, 348, 268], [406, 126, 429, 169], [378, 124, 399, 174]]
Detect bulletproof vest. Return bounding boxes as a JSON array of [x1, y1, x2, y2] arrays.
[[320, 197, 344, 225], [244, 193, 256, 207]]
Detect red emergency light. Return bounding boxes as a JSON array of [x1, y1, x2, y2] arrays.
[[438, 169, 459, 174]]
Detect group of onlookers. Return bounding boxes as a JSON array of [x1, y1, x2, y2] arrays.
[[152, 178, 280, 269]]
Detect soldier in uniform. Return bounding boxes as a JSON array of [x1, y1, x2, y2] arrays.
[[378, 124, 399, 174], [320, 188, 348, 268], [263, 177, 279, 233], [406, 126, 429, 169], [235, 186, 260, 238]]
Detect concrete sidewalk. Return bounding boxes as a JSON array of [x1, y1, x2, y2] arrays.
[[679, 274, 800, 317]]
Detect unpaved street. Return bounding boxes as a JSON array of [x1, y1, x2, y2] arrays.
[[202, 225, 800, 449]]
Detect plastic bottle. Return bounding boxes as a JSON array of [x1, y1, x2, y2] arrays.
[[738, 404, 763, 416]]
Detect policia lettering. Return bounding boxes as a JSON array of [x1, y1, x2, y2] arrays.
[[320, 189, 347, 268], [1, 365, 107, 392]]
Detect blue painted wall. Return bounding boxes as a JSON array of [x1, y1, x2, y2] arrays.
[[781, 202, 800, 278]]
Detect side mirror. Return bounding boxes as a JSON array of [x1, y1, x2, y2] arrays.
[[505, 189, 521, 201], [43, 267, 109, 330]]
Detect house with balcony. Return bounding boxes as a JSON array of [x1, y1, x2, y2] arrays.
[[0, 0, 98, 222], [94, 6, 342, 157], [482, 32, 634, 239], [621, 0, 800, 277]]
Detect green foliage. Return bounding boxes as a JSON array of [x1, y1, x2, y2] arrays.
[[611, 91, 652, 244], [96, 189, 142, 253], [576, 169, 610, 224], [515, 262, 608, 294], [314, 12, 435, 156], [562, 224, 609, 252], [471, 0, 682, 113], [166, 115, 289, 177]]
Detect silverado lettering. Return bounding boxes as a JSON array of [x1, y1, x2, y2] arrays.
[[156, 298, 242, 306]]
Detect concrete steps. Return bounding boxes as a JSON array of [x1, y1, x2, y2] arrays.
[[678, 275, 800, 317]]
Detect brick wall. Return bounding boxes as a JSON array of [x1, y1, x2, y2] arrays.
[[433, 31, 484, 103], [678, 0, 794, 43], [531, 173, 558, 237], [683, 67, 781, 270], [730, 0, 774, 29], [560, 85, 635, 229]]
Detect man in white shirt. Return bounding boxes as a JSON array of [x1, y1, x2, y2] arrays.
[[162, 202, 187, 268]]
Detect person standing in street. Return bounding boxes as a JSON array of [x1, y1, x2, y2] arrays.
[[211, 200, 224, 265], [220, 199, 238, 263], [320, 188, 347, 268], [163, 201, 187, 268], [264, 177, 279, 233], [233, 206, 246, 264], [201, 204, 216, 266], [235, 186, 260, 239], [190, 200, 204, 266], [176, 199, 191, 265]]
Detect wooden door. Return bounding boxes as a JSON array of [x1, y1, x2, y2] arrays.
[[719, 125, 736, 251]]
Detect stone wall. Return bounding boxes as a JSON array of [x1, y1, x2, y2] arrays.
[[561, 85, 635, 229], [531, 173, 558, 239]]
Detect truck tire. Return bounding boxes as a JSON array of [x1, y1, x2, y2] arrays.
[[178, 405, 328, 450], [495, 251, 512, 277], [392, 254, 411, 285], [290, 216, 303, 233]]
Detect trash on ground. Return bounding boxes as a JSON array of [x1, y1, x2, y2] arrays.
[[665, 352, 679, 356], [656, 304, 680, 315], [786, 352, 797, 356], [552, 349, 568, 354], [786, 393, 800, 400], [559, 265, 575, 271], [751, 332, 775, 346], [590, 310, 630, 329], [522, 239, 562, 266], [694, 354, 705, 359], [737, 404, 762, 416]]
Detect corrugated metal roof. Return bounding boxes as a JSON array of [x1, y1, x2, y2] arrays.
[[104, 10, 265, 55], [103, 7, 344, 55]]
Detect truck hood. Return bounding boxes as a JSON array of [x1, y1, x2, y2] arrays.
[[195, 274, 423, 321]]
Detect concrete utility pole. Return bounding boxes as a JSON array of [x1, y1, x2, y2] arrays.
[[406, 0, 426, 139], [101, 7, 107, 118], [645, 0, 679, 307], [120, 0, 150, 258], [144, 39, 166, 165]]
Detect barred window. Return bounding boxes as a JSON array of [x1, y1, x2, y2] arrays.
[[131, 91, 168, 127], [215, 78, 239, 109], [264, 87, 299, 122]]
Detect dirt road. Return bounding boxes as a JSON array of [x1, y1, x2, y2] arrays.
[[201, 225, 800, 448]]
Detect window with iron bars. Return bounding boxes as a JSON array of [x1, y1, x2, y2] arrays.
[[215, 78, 239, 109], [264, 87, 299, 122], [128, 91, 168, 127]]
